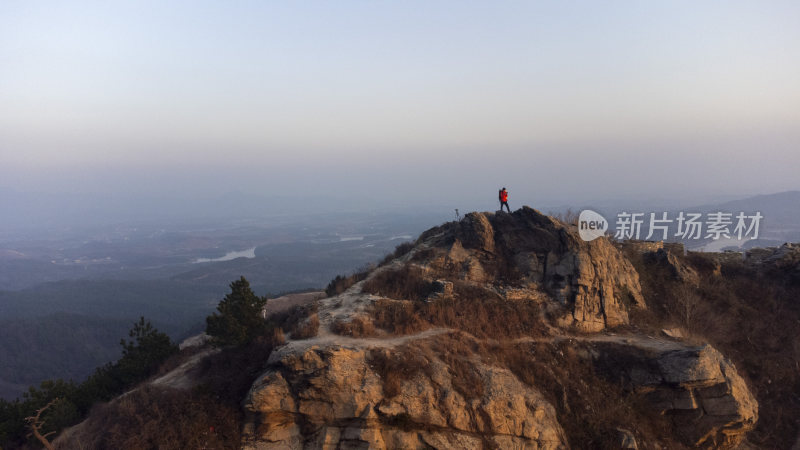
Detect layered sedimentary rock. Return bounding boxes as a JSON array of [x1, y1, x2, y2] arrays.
[[592, 341, 758, 448], [243, 346, 566, 449]]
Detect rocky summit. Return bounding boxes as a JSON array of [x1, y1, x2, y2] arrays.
[[416, 208, 646, 331]]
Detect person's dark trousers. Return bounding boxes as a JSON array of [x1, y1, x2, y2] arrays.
[[500, 201, 510, 212]]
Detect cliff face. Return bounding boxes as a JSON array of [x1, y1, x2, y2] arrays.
[[243, 347, 566, 449], [592, 339, 758, 448], [241, 207, 759, 449]]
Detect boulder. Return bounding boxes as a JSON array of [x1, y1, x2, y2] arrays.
[[644, 248, 700, 286], [592, 341, 758, 448]]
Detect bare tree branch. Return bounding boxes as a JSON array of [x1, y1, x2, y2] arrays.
[[24, 398, 59, 450]]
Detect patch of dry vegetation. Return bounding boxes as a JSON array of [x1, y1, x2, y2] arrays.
[[409, 246, 436, 264], [69, 386, 241, 450], [290, 313, 319, 340], [443, 355, 485, 401], [362, 265, 436, 301], [550, 209, 580, 227], [367, 346, 434, 398], [369, 299, 430, 335], [491, 340, 680, 449], [269, 302, 319, 340], [324, 269, 370, 297], [624, 247, 800, 448], [69, 333, 280, 449], [378, 241, 415, 266], [368, 334, 678, 449], [330, 315, 377, 338], [368, 279, 546, 339], [152, 344, 208, 379]]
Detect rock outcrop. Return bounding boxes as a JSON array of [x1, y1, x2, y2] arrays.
[[592, 340, 758, 448], [644, 247, 701, 286], [243, 346, 566, 449], [243, 337, 758, 450], [417, 207, 645, 331]]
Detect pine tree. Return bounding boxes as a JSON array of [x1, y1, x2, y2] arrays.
[[115, 317, 178, 386], [206, 276, 268, 346]]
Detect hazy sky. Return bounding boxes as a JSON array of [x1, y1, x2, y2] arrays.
[[1, 1, 799, 209]]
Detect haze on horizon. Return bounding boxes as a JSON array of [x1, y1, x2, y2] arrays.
[[1, 1, 799, 213]]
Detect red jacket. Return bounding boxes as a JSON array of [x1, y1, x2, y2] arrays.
[[500, 190, 508, 202]]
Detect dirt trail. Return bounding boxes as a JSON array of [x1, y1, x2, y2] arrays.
[[154, 245, 692, 391], [270, 257, 451, 361], [312, 251, 416, 333], [278, 277, 688, 361], [151, 347, 219, 390], [275, 244, 692, 358], [508, 332, 688, 352], [267, 327, 451, 363]]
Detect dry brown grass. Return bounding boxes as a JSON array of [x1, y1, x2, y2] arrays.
[[291, 313, 319, 340], [330, 315, 377, 338], [378, 241, 416, 266], [153, 344, 207, 378], [490, 340, 680, 449], [444, 355, 484, 401], [325, 269, 370, 297], [68, 386, 241, 450], [550, 209, 580, 227], [68, 332, 280, 449], [369, 299, 430, 335], [271, 327, 286, 345], [691, 269, 800, 447], [362, 265, 436, 301], [368, 337, 486, 416], [369, 281, 546, 339], [409, 247, 436, 264], [624, 247, 800, 448], [268, 302, 319, 340], [367, 346, 434, 398]]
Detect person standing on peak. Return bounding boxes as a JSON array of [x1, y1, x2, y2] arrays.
[[499, 187, 510, 213]]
